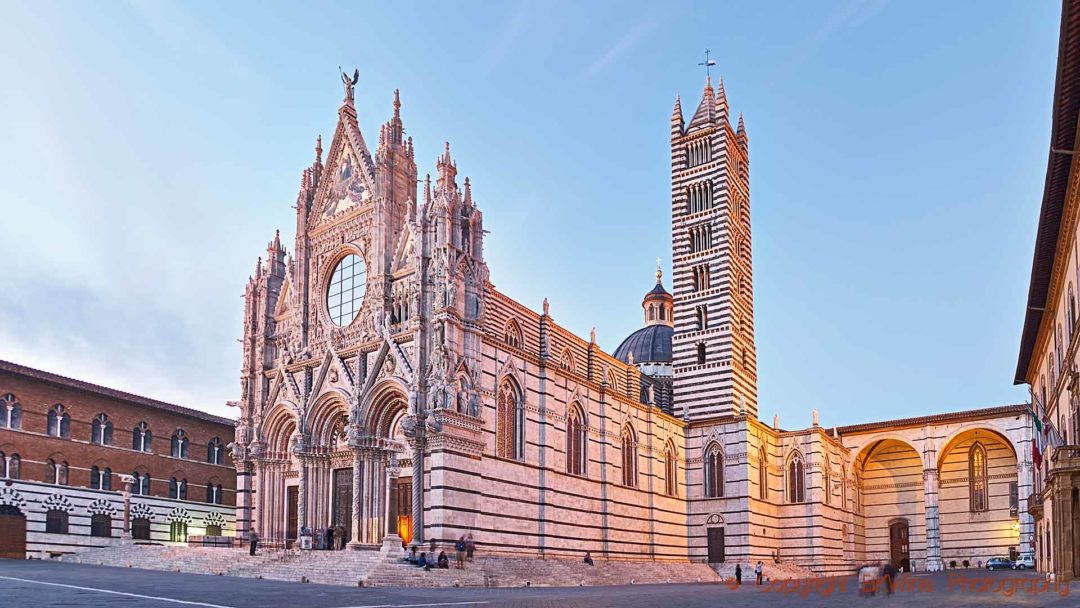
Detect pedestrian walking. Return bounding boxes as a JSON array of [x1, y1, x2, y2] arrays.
[[466, 533, 475, 560], [735, 564, 742, 585], [755, 561, 763, 585], [882, 562, 897, 596], [454, 536, 467, 569], [249, 530, 260, 556]]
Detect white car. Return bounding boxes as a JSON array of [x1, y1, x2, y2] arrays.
[[1013, 556, 1035, 570]]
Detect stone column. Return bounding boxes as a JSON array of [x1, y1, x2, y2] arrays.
[[349, 450, 364, 548], [384, 457, 401, 542], [923, 468, 943, 571], [297, 456, 308, 541], [410, 434, 425, 547], [369, 453, 387, 544], [1017, 460, 1035, 559]]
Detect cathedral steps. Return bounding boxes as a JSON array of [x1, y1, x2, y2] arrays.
[[709, 561, 820, 582], [58, 544, 724, 588]]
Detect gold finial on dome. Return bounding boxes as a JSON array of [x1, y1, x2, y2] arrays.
[[656, 257, 662, 284]]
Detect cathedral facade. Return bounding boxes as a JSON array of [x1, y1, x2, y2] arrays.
[[233, 72, 1033, 573]]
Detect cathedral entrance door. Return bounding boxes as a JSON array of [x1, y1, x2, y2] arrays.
[[286, 485, 299, 546], [396, 478, 412, 545], [706, 527, 725, 563], [0, 505, 26, 559], [332, 468, 353, 545], [889, 520, 910, 571]]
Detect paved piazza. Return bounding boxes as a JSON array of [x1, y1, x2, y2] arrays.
[[0, 560, 1073, 608]]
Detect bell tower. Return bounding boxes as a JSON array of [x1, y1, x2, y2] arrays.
[[670, 74, 757, 420]]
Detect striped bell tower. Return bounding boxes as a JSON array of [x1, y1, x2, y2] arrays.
[[670, 75, 757, 420]]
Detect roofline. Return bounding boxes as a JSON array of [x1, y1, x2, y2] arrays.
[[1015, 0, 1080, 384], [834, 404, 1028, 435], [0, 359, 236, 427]]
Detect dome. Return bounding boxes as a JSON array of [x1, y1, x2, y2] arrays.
[[613, 324, 673, 365]]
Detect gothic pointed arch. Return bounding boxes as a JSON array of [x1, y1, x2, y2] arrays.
[[496, 375, 525, 460], [360, 379, 410, 439], [306, 391, 352, 447], [565, 401, 587, 476], [786, 449, 806, 503], [621, 423, 638, 488], [703, 440, 725, 498], [664, 439, 679, 497], [503, 318, 524, 349]]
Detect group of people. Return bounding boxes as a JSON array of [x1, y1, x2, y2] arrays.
[[405, 534, 477, 571], [314, 525, 348, 550], [730, 561, 766, 585]]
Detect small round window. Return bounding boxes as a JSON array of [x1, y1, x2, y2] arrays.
[[327, 254, 367, 327]]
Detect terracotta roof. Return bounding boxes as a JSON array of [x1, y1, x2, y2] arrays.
[[834, 404, 1027, 435], [1015, 0, 1080, 384], [0, 359, 236, 427]]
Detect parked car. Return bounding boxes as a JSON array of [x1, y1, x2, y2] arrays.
[[1013, 556, 1036, 570], [986, 557, 1013, 571]]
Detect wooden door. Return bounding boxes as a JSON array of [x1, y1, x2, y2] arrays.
[[707, 527, 725, 563], [889, 520, 910, 570], [286, 485, 299, 543], [396, 478, 412, 544], [0, 505, 26, 559], [332, 468, 353, 544]]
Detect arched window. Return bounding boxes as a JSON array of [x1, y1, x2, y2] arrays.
[[704, 443, 724, 498], [758, 447, 768, 500], [90, 514, 112, 538], [131, 518, 151, 540], [854, 472, 863, 514], [207, 437, 224, 465], [787, 452, 805, 503], [90, 465, 112, 491], [132, 472, 151, 496], [496, 378, 525, 461], [46, 509, 68, 534], [697, 343, 706, 365], [206, 482, 222, 504], [823, 455, 832, 506], [1070, 284, 1077, 336], [169, 477, 188, 500], [664, 442, 678, 497], [503, 320, 523, 349], [560, 350, 575, 375], [132, 422, 152, 452], [841, 465, 848, 510], [621, 425, 638, 488], [1056, 324, 1064, 371], [47, 404, 70, 438], [170, 520, 188, 543], [565, 403, 587, 477], [2, 453, 19, 479], [91, 414, 113, 445], [969, 442, 988, 512], [1, 393, 22, 429], [697, 306, 708, 331], [46, 459, 69, 485], [171, 430, 189, 459]]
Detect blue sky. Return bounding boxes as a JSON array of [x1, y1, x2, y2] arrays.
[[0, 1, 1058, 425]]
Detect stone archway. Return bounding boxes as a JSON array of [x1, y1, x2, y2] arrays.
[[935, 427, 1019, 568], [854, 438, 924, 568]]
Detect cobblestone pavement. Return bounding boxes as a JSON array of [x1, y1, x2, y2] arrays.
[[0, 559, 1073, 607]]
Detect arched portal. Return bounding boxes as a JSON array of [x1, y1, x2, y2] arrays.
[[854, 438, 924, 568], [936, 427, 1019, 568]]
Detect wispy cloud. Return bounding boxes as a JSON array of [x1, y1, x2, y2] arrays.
[[481, 0, 532, 73], [580, 20, 653, 79], [778, 0, 892, 74]]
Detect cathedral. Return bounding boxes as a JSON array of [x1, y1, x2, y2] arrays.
[[233, 70, 1034, 573]]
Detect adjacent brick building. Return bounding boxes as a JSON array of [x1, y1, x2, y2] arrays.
[[0, 360, 237, 558]]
